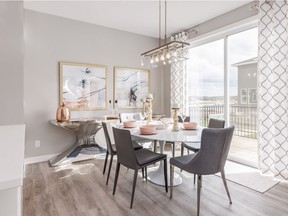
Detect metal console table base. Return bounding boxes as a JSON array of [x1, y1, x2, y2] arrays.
[[49, 120, 103, 167]]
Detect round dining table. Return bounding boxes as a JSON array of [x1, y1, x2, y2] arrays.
[[119, 122, 203, 186]]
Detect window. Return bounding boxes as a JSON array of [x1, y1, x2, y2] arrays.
[[187, 39, 224, 126], [248, 88, 257, 104], [241, 88, 247, 104], [186, 24, 259, 167]]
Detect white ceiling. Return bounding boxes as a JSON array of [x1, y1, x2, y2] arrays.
[[24, 1, 252, 39]]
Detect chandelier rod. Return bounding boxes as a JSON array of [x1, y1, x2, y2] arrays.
[[165, 0, 167, 44], [159, 0, 161, 46]]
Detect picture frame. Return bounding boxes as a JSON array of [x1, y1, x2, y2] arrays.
[[60, 61, 108, 110], [114, 67, 150, 108]]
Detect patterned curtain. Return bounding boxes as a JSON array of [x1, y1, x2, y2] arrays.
[[170, 33, 188, 115], [258, 0, 288, 179]]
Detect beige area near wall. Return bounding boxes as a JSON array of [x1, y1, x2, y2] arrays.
[[24, 10, 163, 158]]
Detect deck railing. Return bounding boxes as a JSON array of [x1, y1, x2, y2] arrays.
[[189, 105, 257, 139]]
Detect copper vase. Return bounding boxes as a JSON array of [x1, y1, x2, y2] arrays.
[[56, 102, 70, 122]]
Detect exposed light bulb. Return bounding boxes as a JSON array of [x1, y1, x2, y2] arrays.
[[163, 61, 166, 65], [160, 54, 165, 61], [172, 50, 177, 57], [150, 58, 154, 64], [168, 60, 171, 64], [155, 56, 159, 62], [166, 52, 171, 59]]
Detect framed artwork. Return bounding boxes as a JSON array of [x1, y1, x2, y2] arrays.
[[60, 62, 107, 110], [114, 67, 150, 108]]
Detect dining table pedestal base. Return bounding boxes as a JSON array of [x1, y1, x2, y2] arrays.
[[147, 140, 182, 186], [147, 163, 182, 186]]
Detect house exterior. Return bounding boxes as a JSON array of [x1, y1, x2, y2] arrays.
[[232, 57, 258, 106]]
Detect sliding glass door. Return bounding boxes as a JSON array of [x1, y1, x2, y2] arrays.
[[227, 28, 258, 167], [187, 26, 258, 167], [187, 39, 224, 126]]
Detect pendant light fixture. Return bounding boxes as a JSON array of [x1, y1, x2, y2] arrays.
[[141, 0, 190, 67]]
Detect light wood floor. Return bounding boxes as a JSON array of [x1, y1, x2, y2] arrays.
[[24, 155, 288, 216]]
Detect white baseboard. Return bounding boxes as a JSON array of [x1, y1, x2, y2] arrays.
[[24, 153, 59, 165]]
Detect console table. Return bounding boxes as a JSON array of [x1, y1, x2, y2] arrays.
[[49, 120, 104, 166]]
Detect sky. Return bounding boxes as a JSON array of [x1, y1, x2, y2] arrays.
[[187, 27, 258, 98]]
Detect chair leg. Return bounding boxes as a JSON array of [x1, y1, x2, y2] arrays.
[[171, 142, 175, 157], [106, 154, 114, 185], [180, 145, 184, 172], [194, 174, 196, 184], [197, 175, 202, 216], [170, 164, 174, 199], [113, 162, 121, 195], [130, 169, 138, 209], [181, 145, 184, 156], [145, 166, 147, 181], [142, 168, 144, 178], [163, 158, 168, 192], [103, 151, 109, 175], [221, 169, 232, 204]]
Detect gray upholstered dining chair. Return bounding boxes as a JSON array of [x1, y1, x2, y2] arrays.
[[178, 115, 190, 123], [112, 127, 168, 209], [181, 118, 225, 184], [181, 118, 225, 155], [170, 126, 234, 216], [102, 122, 143, 185]]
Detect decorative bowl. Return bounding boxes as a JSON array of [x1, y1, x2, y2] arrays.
[[139, 125, 156, 134], [183, 122, 197, 130], [123, 120, 137, 128]]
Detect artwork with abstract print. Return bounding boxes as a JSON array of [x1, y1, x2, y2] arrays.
[[114, 67, 150, 108], [60, 62, 107, 110]]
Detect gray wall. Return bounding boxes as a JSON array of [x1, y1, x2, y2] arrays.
[[0, 2, 24, 125], [24, 10, 163, 158], [186, 1, 258, 39]]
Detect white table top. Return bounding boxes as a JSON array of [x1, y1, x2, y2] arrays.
[[118, 122, 203, 143]]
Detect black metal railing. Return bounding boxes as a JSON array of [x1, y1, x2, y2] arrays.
[[189, 105, 257, 139]]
